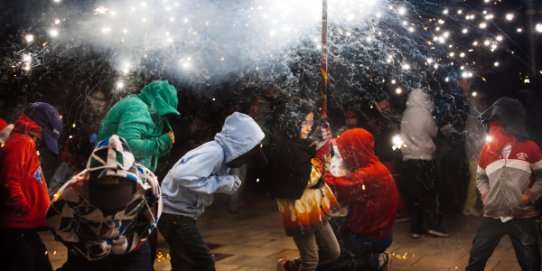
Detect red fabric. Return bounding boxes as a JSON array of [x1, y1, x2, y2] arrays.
[[487, 121, 517, 154], [325, 128, 399, 240], [0, 118, 7, 131], [0, 114, 50, 229]]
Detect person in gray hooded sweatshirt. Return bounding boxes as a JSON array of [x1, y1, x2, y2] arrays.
[[159, 112, 265, 271]]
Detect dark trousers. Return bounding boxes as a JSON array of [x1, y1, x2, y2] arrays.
[[0, 229, 53, 271], [60, 240, 152, 271], [158, 213, 215, 271], [466, 217, 541, 271], [397, 159, 442, 233]]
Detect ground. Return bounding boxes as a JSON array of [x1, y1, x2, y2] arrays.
[[42, 192, 524, 271]]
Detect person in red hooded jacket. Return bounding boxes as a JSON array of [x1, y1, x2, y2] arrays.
[[323, 128, 398, 270], [0, 102, 63, 271]]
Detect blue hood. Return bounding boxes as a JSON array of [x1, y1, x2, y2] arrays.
[[214, 112, 265, 163]]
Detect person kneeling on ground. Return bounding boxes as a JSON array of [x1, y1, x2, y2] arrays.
[[321, 128, 399, 271]]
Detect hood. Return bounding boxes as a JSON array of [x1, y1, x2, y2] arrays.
[[406, 88, 433, 113], [12, 113, 43, 139], [138, 80, 180, 117], [334, 128, 377, 170], [85, 135, 141, 213], [214, 112, 265, 163], [479, 97, 527, 139]]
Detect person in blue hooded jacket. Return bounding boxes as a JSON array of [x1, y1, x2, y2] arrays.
[[159, 112, 265, 271]]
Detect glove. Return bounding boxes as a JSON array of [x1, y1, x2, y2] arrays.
[[167, 131, 175, 144]]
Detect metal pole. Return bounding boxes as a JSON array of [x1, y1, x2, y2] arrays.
[[320, 0, 328, 120]]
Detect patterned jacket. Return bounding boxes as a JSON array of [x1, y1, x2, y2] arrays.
[[47, 135, 162, 261]]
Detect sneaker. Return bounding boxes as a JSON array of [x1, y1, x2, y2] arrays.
[[377, 252, 391, 271], [410, 232, 423, 239], [427, 227, 450, 238], [277, 258, 292, 271], [462, 207, 481, 217], [395, 213, 410, 223]]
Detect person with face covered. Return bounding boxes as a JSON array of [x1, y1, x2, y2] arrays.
[[0, 102, 63, 271], [322, 128, 398, 271], [269, 99, 341, 271], [46, 135, 162, 271], [159, 112, 265, 271], [97, 80, 180, 172], [466, 97, 542, 271]]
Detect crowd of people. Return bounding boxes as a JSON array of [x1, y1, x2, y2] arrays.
[[0, 78, 541, 271]]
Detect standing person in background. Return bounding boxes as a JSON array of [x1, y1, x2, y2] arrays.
[[466, 97, 542, 271], [460, 79, 488, 217], [97, 80, 180, 172], [159, 112, 264, 271], [0, 102, 63, 271], [398, 88, 449, 239], [269, 99, 341, 271]]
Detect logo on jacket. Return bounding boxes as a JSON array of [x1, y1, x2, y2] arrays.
[[516, 152, 528, 161], [34, 167, 44, 183]]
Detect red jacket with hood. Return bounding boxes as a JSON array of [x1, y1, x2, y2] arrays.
[[325, 128, 398, 240], [0, 114, 50, 229]]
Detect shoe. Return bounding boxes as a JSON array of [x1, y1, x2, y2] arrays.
[[410, 232, 423, 239], [462, 207, 481, 217], [277, 258, 293, 271], [395, 213, 410, 223], [377, 252, 391, 271], [427, 227, 450, 238]]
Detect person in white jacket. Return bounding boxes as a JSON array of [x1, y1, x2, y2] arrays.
[[159, 112, 265, 271], [397, 88, 449, 239]]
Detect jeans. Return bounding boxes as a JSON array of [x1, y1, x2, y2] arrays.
[[60, 240, 152, 271], [466, 217, 541, 271], [397, 159, 443, 233], [0, 229, 53, 271], [158, 213, 215, 271], [291, 222, 341, 271]]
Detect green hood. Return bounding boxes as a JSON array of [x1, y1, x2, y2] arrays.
[[138, 80, 180, 117]]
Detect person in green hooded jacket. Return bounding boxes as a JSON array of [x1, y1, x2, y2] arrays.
[[97, 80, 180, 172]]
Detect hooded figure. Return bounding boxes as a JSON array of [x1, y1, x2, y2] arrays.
[[46, 135, 162, 263], [466, 98, 542, 270], [161, 112, 264, 219], [400, 88, 438, 160], [326, 128, 399, 242], [159, 112, 264, 271], [97, 80, 180, 171]]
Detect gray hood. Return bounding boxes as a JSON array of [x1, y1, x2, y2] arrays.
[[214, 112, 265, 163]]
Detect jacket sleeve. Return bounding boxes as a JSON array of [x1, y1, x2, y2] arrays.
[[0, 141, 32, 215], [325, 172, 365, 205], [169, 148, 240, 195], [116, 110, 172, 158], [526, 142, 542, 204]]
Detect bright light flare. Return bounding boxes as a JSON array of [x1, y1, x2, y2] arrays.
[[25, 34, 34, 43], [49, 28, 59, 37], [391, 134, 404, 150]]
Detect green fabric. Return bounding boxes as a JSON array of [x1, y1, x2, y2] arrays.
[[97, 80, 179, 171]]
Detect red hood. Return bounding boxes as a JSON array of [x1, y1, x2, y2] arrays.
[[334, 128, 377, 170], [13, 114, 42, 138]]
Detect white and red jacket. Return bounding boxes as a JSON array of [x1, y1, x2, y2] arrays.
[[477, 139, 542, 218]]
